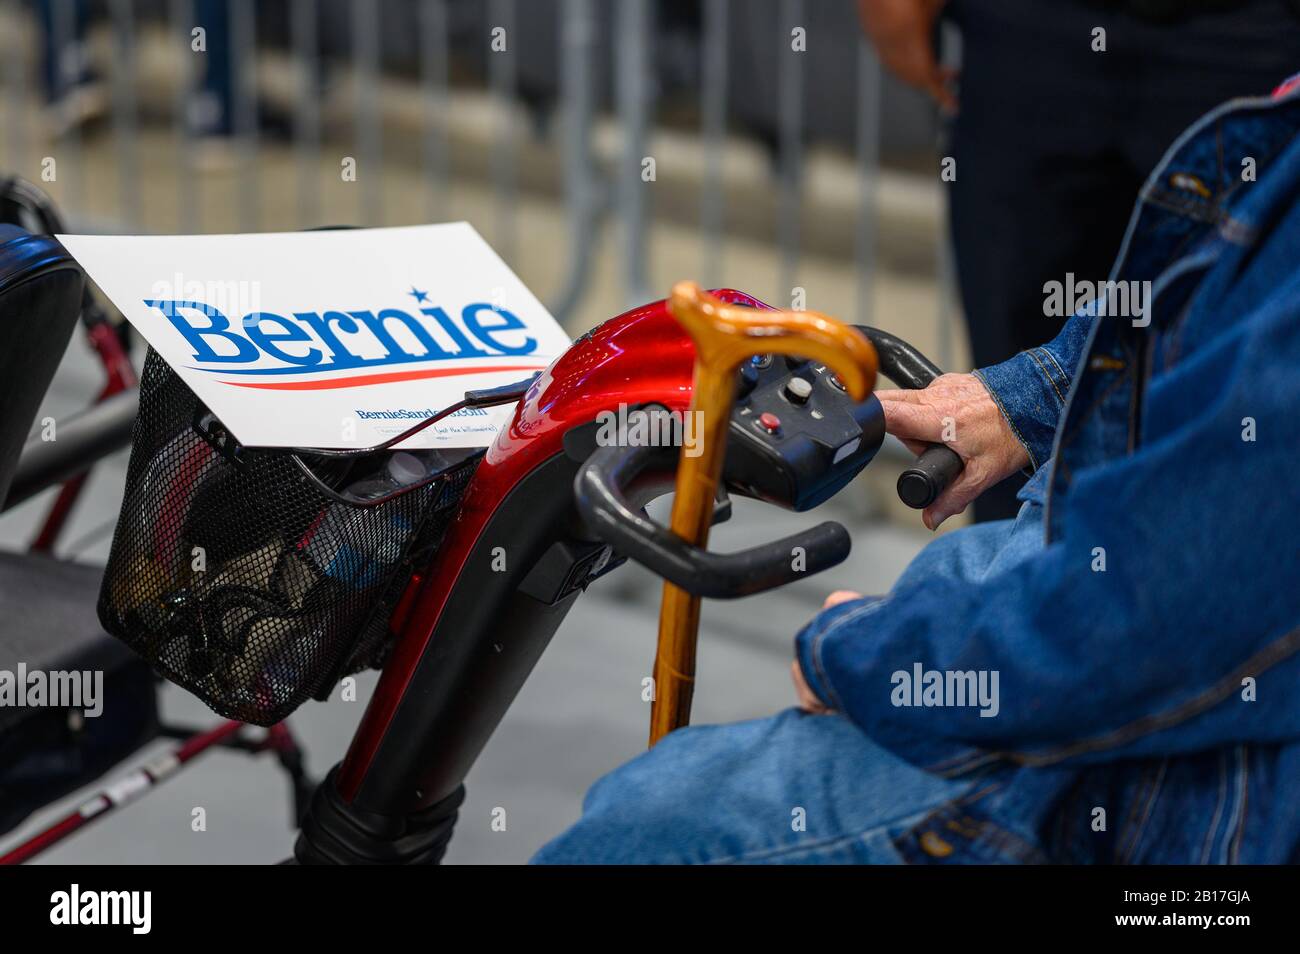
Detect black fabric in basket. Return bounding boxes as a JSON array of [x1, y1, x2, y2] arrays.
[[98, 350, 480, 725]]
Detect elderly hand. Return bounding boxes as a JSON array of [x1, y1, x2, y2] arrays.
[[875, 373, 1030, 530]]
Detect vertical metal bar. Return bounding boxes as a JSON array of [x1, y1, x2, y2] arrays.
[[777, 0, 804, 306], [109, 0, 140, 228], [231, 0, 259, 231], [352, 0, 382, 225], [51, 0, 81, 218], [615, 0, 652, 307], [4, 0, 29, 177], [699, 0, 728, 287], [488, 0, 517, 262], [292, 0, 320, 229], [547, 0, 598, 323], [418, 0, 450, 223], [854, 38, 881, 327], [172, 0, 197, 231]]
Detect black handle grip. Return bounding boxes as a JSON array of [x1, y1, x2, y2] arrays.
[[897, 444, 964, 510], [573, 413, 852, 599], [856, 325, 967, 510]]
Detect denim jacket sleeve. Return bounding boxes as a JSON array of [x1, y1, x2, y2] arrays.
[[795, 277, 1300, 773], [972, 310, 1092, 471]]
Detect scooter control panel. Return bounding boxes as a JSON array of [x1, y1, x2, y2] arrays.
[[724, 354, 885, 512]]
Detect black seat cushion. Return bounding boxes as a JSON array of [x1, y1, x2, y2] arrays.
[[0, 549, 141, 720], [0, 549, 159, 837]]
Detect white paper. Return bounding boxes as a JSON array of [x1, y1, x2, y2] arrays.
[[58, 223, 571, 449]]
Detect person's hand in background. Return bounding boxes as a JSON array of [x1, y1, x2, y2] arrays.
[[856, 0, 956, 113], [792, 590, 863, 713], [876, 373, 1030, 530]]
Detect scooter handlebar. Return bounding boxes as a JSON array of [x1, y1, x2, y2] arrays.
[[573, 321, 969, 596], [897, 444, 964, 510], [574, 431, 851, 600]]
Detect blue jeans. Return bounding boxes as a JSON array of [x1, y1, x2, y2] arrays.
[[532, 708, 977, 864], [533, 507, 1042, 865]]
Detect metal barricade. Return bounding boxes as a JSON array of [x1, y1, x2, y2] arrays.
[[0, 0, 954, 339]]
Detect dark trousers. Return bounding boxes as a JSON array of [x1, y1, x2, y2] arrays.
[[947, 0, 1300, 520]]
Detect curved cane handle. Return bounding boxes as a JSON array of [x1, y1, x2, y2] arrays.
[[667, 281, 878, 399], [648, 283, 879, 747]]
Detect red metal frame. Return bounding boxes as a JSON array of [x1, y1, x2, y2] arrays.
[[0, 719, 314, 864], [337, 289, 766, 801], [0, 720, 245, 865]]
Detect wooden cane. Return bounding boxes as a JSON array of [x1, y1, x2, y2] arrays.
[[648, 282, 878, 746]]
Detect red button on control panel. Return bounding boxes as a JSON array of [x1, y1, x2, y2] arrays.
[[758, 412, 782, 433]]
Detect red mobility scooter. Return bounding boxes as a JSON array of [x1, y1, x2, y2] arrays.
[[0, 203, 960, 864]]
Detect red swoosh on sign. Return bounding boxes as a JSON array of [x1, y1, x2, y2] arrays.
[[218, 364, 547, 390]]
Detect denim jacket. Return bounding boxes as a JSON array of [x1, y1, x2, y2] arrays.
[[796, 78, 1300, 863]]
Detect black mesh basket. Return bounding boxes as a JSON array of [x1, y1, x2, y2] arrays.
[[98, 350, 481, 725]]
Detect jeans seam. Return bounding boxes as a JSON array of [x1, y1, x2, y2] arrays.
[[809, 629, 847, 714], [925, 748, 1000, 776], [955, 781, 1003, 806], [1115, 764, 1154, 863], [1039, 347, 1071, 394], [1227, 746, 1249, 865], [1027, 349, 1067, 405], [704, 805, 943, 865], [1001, 624, 1300, 767], [1200, 749, 1229, 865], [1117, 759, 1167, 864]]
